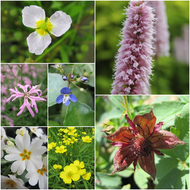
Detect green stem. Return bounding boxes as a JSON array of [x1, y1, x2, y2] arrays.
[[122, 96, 132, 119], [35, 32, 70, 62]]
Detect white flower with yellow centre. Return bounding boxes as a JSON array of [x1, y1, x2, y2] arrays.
[[22, 5, 72, 55], [4, 133, 46, 175]]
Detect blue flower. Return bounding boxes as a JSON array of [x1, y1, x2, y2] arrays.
[[62, 76, 67, 81], [56, 87, 77, 106], [81, 76, 88, 82]]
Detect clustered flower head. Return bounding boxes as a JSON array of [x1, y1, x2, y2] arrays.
[[59, 160, 91, 184], [22, 5, 72, 55], [6, 83, 46, 117], [103, 108, 185, 179], [111, 1, 155, 94], [56, 87, 77, 106], [148, 1, 170, 57]]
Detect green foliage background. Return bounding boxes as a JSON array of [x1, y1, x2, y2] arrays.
[[1, 1, 94, 63], [96, 95, 189, 189], [48, 64, 94, 126], [96, 1, 189, 94]]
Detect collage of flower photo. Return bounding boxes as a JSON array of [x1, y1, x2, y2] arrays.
[[1, 1, 189, 190]]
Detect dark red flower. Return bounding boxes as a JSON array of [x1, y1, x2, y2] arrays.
[[104, 109, 185, 179]]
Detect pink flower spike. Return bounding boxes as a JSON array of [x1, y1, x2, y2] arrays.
[[111, 1, 155, 94], [6, 83, 46, 117]]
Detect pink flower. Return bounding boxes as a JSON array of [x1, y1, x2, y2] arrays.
[[111, 1, 155, 94], [148, 1, 170, 57], [6, 84, 46, 117]]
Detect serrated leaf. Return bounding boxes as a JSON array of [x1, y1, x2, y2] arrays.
[[96, 172, 122, 189], [48, 73, 68, 107], [173, 103, 189, 161], [63, 101, 94, 126]]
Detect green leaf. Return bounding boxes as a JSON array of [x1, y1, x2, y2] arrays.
[[138, 101, 186, 129], [121, 184, 131, 189], [48, 120, 60, 126], [173, 103, 189, 161], [96, 172, 122, 189], [178, 95, 189, 103], [156, 156, 179, 180], [48, 154, 58, 161], [63, 101, 94, 126], [134, 167, 150, 189], [48, 73, 68, 107], [156, 161, 189, 189], [109, 96, 125, 111]]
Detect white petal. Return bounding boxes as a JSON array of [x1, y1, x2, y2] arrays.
[[5, 146, 20, 155], [29, 156, 43, 170], [4, 154, 21, 161], [22, 5, 45, 28], [23, 133, 30, 150], [27, 31, 52, 55], [49, 11, 72, 37], [15, 134, 24, 152], [26, 173, 39, 186], [11, 160, 25, 175]]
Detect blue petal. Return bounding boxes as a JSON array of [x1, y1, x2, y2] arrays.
[[60, 87, 71, 94], [69, 94, 77, 102], [56, 95, 63, 104], [65, 99, 70, 106]]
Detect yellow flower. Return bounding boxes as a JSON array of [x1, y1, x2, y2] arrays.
[[63, 129, 69, 133], [55, 145, 67, 153], [92, 128, 95, 134], [48, 142, 57, 151], [82, 136, 92, 143], [82, 132, 86, 135], [60, 165, 80, 184], [73, 133, 78, 137], [67, 127, 77, 135], [53, 164, 62, 170], [82, 172, 91, 180], [59, 128, 64, 132], [70, 160, 86, 175]]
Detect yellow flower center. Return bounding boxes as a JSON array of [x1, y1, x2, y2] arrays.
[[19, 149, 31, 161], [35, 18, 53, 36], [6, 179, 17, 188], [37, 164, 47, 176]]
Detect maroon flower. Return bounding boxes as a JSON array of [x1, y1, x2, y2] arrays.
[[104, 109, 185, 179]]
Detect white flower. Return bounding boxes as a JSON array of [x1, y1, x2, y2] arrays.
[[40, 134, 48, 143], [1, 140, 5, 158], [1, 174, 28, 189], [4, 133, 46, 175], [16, 127, 28, 136], [22, 5, 72, 55], [29, 127, 44, 137], [1, 127, 7, 141], [25, 155, 47, 189]]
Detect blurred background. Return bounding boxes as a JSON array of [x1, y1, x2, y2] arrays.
[[1, 1, 94, 63], [96, 1, 189, 94]]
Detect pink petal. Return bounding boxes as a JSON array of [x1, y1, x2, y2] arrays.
[[151, 130, 186, 150], [111, 145, 136, 175], [139, 151, 156, 180]]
